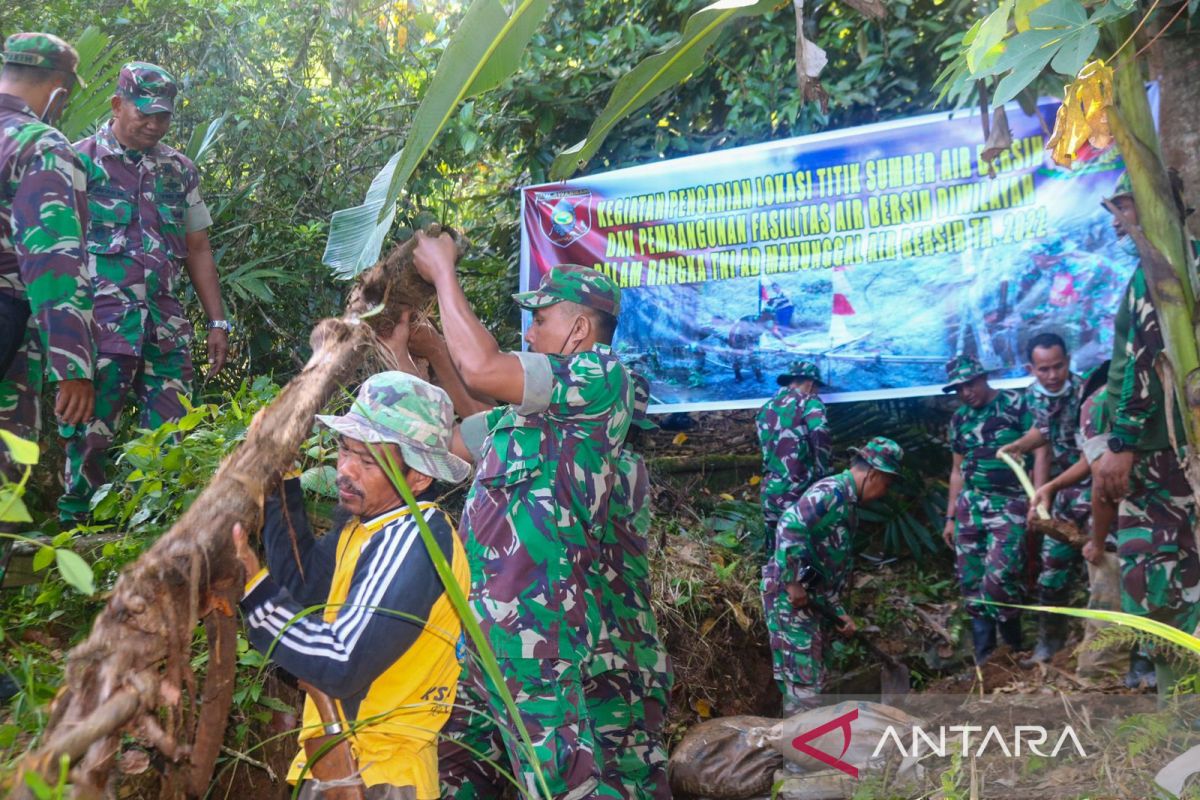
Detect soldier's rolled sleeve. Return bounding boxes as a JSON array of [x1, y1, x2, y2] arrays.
[[460, 411, 490, 460], [1081, 435, 1108, 465], [1111, 276, 1157, 446], [513, 350, 553, 414], [182, 161, 212, 232], [13, 138, 94, 382]]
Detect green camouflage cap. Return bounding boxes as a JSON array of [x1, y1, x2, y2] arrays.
[[631, 372, 658, 431], [777, 359, 823, 387], [942, 354, 989, 393], [316, 371, 471, 483], [117, 61, 177, 114], [850, 436, 904, 475], [2, 33, 84, 86], [513, 264, 621, 315], [1105, 171, 1133, 203]]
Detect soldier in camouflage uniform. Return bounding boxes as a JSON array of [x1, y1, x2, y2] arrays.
[[761, 436, 902, 712], [1090, 175, 1199, 691], [756, 360, 831, 554], [0, 33, 95, 468], [585, 373, 672, 800], [1002, 332, 1088, 662], [941, 355, 1034, 664], [410, 233, 631, 799], [61, 61, 230, 521]]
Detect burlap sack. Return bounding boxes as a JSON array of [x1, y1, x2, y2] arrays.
[[667, 715, 782, 799]]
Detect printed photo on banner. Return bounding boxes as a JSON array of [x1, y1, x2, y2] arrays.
[[518, 90, 1158, 413]]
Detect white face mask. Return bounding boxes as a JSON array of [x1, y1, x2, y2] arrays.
[[40, 86, 69, 125], [1032, 380, 1071, 398]]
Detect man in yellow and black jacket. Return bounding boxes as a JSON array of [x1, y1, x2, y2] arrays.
[[234, 371, 472, 800]]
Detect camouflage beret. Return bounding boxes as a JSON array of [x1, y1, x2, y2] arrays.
[[315, 371, 471, 484], [117, 61, 178, 114], [850, 436, 903, 475], [777, 360, 823, 387], [513, 264, 621, 316], [2, 33, 83, 85], [942, 354, 989, 393]]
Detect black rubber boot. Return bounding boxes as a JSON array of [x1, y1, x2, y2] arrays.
[[998, 616, 1024, 652], [1125, 647, 1157, 690], [972, 617, 997, 665], [1021, 614, 1067, 667]]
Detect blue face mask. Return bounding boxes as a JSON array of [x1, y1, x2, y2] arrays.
[[1117, 235, 1139, 260]]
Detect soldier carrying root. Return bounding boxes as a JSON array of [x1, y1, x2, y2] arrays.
[[1000, 332, 1089, 664], [61, 61, 229, 522], [407, 231, 633, 799], [0, 33, 95, 468], [756, 360, 831, 554], [1090, 173, 1199, 696], [586, 373, 672, 800], [761, 436, 903, 712], [941, 354, 1034, 664]]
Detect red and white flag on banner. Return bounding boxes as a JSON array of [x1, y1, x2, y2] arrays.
[[830, 265, 859, 346]]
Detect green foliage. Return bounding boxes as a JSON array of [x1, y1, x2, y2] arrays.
[[549, 0, 785, 179], [936, 0, 1140, 108], [323, 0, 553, 276], [57, 25, 122, 141]]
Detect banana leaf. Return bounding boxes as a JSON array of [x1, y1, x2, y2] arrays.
[[58, 26, 122, 141], [322, 0, 552, 279]]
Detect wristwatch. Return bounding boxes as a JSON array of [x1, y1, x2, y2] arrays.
[[1106, 435, 1127, 454], [207, 319, 233, 333]]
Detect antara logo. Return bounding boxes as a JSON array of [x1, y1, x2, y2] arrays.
[[872, 725, 1089, 759], [791, 708, 859, 779]]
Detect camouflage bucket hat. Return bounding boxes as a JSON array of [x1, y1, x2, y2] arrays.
[[849, 436, 904, 475], [2, 33, 84, 86], [777, 360, 823, 387], [513, 264, 621, 315], [942, 354, 988, 393], [316, 372, 471, 484], [1105, 171, 1133, 203], [118, 61, 178, 114], [631, 372, 657, 431]]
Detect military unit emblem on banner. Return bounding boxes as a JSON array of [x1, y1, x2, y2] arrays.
[[536, 188, 592, 247]]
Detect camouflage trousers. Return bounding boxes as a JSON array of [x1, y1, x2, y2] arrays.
[[1117, 448, 1200, 634], [954, 489, 1028, 621], [0, 318, 45, 455], [762, 575, 830, 712], [1037, 483, 1092, 606], [583, 653, 671, 800], [438, 654, 621, 800], [58, 346, 192, 521]]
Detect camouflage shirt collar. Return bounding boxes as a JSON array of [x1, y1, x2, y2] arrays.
[[836, 468, 859, 505], [94, 119, 166, 163], [0, 93, 36, 119]]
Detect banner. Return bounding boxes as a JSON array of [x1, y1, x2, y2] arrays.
[[519, 94, 1153, 412]]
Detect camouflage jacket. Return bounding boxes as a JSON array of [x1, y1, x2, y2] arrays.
[[74, 121, 211, 358], [461, 343, 633, 662], [592, 448, 671, 691], [764, 470, 859, 620], [756, 386, 831, 504], [1025, 373, 1083, 475], [0, 93, 94, 382], [1105, 266, 1184, 454], [950, 389, 1033, 496]]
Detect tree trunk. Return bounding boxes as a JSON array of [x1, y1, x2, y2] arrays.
[[1109, 14, 1200, 498], [12, 233, 443, 798]]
